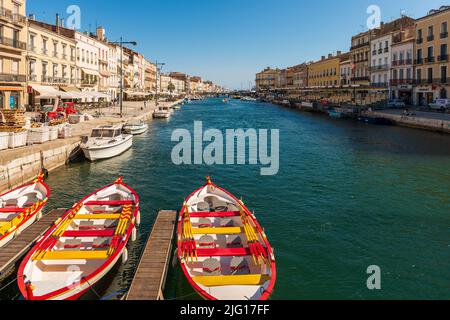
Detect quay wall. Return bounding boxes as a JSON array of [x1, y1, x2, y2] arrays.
[[371, 112, 450, 134]]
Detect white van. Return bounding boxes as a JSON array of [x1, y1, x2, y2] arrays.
[[429, 99, 450, 111]]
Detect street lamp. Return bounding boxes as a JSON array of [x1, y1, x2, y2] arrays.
[[154, 60, 165, 108], [111, 37, 137, 118]]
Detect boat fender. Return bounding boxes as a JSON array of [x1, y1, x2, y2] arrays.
[[131, 227, 137, 242], [14, 228, 21, 238], [36, 211, 42, 222], [136, 211, 141, 226], [122, 248, 128, 265]]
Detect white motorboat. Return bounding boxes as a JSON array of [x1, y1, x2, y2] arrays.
[[81, 125, 133, 161], [153, 106, 172, 119], [122, 119, 148, 135]]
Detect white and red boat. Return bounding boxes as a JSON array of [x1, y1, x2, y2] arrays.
[[18, 177, 140, 300], [177, 177, 276, 300], [0, 172, 50, 248]]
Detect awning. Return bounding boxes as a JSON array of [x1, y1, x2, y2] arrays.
[[31, 85, 59, 95], [60, 86, 81, 93], [81, 91, 111, 99], [37, 91, 84, 100], [81, 68, 100, 77], [99, 70, 111, 77]]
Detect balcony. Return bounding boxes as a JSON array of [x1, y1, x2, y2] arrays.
[[378, 49, 383, 54], [351, 76, 370, 82], [416, 38, 423, 44], [53, 52, 59, 58], [0, 7, 26, 25], [371, 82, 388, 88], [384, 47, 389, 53], [62, 54, 67, 60], [425, 56, 435, 63], [42, 48, 48, 55], [415, 58, 423, 65], [350, 42, 370, 51], [28, 45, 36, 53], [41, 76, 53, 83], [427, 35, 434, 41], [0, 36, 26, 50], [438, 54, 449, 62], [0, 73, 26, 82], [415, 78, 450, 85], [28, 74, 37, 82], [390, 79, 414, 86], [70, 56, 76, 62], [369, 64, 390, 72], [372, 50, 377, 56], [392, 59, 413, 66], [441, 32, 448, 39]]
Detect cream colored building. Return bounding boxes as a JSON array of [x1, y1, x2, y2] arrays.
[[255, 67, 280, 91], [0, 0, 27, 109], [144, 59, 156, 94], [414, 6, 450, 105], [26, 19, 78, 105]]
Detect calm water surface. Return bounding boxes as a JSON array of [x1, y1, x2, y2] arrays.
[[2, 98, 449, 300]]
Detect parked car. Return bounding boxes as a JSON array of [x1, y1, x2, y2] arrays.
[[429, 99, 450, 111], [387, 99, 406, 108]]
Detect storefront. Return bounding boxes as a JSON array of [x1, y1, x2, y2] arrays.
[[394, 84, 413, 105], [0, 87, 24, 110], [414, 84, 450, 106]]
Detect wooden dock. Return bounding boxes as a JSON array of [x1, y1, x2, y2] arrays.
[[0, 209, 65, 280], [126, 210, 177, 300]]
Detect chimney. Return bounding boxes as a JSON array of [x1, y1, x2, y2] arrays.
[[328, 53, 332, 59], [96, 26, 105, 41], [61, 18, 65, 29], [337, 51, 342, 56], [56, 13, 60, 33], [28, 14, 35, 21], [321, 56, 325, 61]]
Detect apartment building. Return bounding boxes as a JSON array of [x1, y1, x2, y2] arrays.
[[144, 59, 156, 93], [0, 0, 27, 109], [350, 30, 373, 86], [107, 42, 118, 100], [307, 53, 341, 88], [255, 67, 279, 91], [414, 6, 450, 105], [291, 63, 308, 89], [75, 31, 100, 92], [339, 53, 352, 86], [90, 27, 110, 95], [26, 18, 77, 105], [391, 27, 415, 103], [369, 17, 415, 92]]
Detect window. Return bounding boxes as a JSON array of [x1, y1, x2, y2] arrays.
[[427, 68, 433, 83], [42, 62, 48, 77], [417, 69, 422, 82], [428, 26, 433, 37], [406, 68, 411, 80], [393, 69, 398, 80], [442, 22, 448, 34], [53, 64, 58, 78], [28, 34, 35, 51], [417, 29, 422, 39], [441, 66, 447, 83], [28, 60, 35, 75], [441, 44, 448, 57], [399, 69, 404, 80], [43, 39, 47, 54], [0, 58, 2, 74], [417, 48, 422, 61], [11, 60, 18, 74], [53, 42, 58, 57], [427, 46, 434, 59]]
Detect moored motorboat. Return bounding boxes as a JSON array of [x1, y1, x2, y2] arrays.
[[153, 106, 172, 119], [122, 119, 149, 135], [177, 177, 276, 300], [18, 177, 140, 300], [0, 172, 50, 248], [81, 125, 133, 161]]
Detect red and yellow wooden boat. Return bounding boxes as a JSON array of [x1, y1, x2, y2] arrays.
[[18, 177, 140, 300], [0, 172, 50, 247], [177, 177, 276, 300]]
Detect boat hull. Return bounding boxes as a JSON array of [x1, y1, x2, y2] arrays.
[[17, 178, 139, 300], [81, 135, 133, 161], [123, 124, 148, 135], [0, 209, 41, 247]]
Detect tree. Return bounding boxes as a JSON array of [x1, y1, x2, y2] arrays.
[[168, 81, 176, 93]]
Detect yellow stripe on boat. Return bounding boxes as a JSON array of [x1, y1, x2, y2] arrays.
[[33, 250, 110, 261], [192, 274, 271, 287], [74, 214, 121, 220], [191, 227, 244, 235]]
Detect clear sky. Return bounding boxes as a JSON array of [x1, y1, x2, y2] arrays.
[[28, 0, 449, 90]]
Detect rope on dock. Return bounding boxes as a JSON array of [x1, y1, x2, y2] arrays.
[[100, 288, 128, 300]]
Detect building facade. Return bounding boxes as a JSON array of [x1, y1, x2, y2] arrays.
[[0, 0, 27, 109], [75, 31, 100, 92], [255, 67, 279, 91], [391, 27, 415, 103], [414, 6, 450, 106], [26, 18, 77, 105], [350, 31, 372, 86], [339, 53, 351, 86], [370, 33, 391, 88], [307, 53, 341, 88], [144, 59, 156, 93], [291, 63, 308, 89]]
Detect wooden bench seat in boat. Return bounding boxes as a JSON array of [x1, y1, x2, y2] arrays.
[[197, 248, 252, 257], [73, 214, 121, 220], [191, 274, 271, 287], [84, 200, 134, 206], [62, 229, 116, 237], [0, 207, 27, 213], [192, 227, 244, 235], [189, 211, 241, 218], [33, 250, 110, 261]]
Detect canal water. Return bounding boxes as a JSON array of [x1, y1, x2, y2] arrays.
[[2, 98, 449, 300]]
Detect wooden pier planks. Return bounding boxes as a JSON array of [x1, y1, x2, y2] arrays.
[[0, 209, 65, 279], [126, 210, 177, 300]]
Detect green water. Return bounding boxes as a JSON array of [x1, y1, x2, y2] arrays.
[[2, 98, 449, 300]]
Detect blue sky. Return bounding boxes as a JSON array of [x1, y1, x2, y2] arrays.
[[29, 0, 448, 89]]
